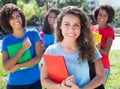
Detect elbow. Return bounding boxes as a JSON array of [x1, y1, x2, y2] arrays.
[[99, 73, 105, 84], [35, 56, 41, 63], [103, 51, 109, 55], [99, 48, 110, 55], [101, 75, 105, 84], [3, 65, 11, 71]]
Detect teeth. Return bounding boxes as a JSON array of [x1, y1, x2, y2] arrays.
[[15, 23, 19, 24], [68, 34, 75, 36], [100, 19, 104, 22]]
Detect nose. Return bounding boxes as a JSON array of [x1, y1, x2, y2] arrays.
[[68, 26, 74, 31]]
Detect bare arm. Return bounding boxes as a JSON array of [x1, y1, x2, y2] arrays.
[[98, 38, 113, 55], [82, 59, 105, 89], [41, 64, 60, 89], [9, 41, 43, 72], [2, 38, 31, 71]]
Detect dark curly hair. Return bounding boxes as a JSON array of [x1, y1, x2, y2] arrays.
[[42, 8, 60, 34], [93, 3, 115, 23], [0, 3, 26, 33], [55, 6, 96, 62]]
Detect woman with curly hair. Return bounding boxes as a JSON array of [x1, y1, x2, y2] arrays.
[[91, 3, 115, 85], [41, 6, 105, 89], [0, 3, 42, 89]]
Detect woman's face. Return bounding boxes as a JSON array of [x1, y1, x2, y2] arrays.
[[97, 9, 108, 25], [9, 11, 22, 30], [60, 14, 81, 42], [48, 12, 57, 27]]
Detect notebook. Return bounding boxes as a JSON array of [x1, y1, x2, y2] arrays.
[[43, 54, 69, 83], [92, 32, 102, 44], [44, 34, 55, 47], [7, 43, 33, 70]]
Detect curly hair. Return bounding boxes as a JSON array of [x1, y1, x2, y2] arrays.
[[55, 6, 96, 62], [93, 3, 115, 23], [0, 3, 26, 33], [42, 7, 60, 34]]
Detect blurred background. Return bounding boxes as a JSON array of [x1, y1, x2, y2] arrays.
[[0, 0, 120, 39]]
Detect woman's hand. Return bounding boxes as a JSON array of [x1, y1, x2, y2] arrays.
[[59, 75, 80, 89], [64, 75, 76, 87], [9, 64, 20, 72], [22, 37, 32, 51], [96, 43, 101, 49]]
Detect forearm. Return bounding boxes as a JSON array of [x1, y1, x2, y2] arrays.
[[99, 48, 109, 55], [83, 75, 104, 89], [18, 56, 41, 68], [4, 48, 25, 70], [42, 78, 60, 89]]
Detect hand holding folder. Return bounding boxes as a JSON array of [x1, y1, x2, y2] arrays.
[[92, 32, 102, 44], [43, 54, 69, 83], [7, 42, 32, 71]]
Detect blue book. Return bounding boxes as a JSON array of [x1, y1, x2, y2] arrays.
[[44, 34, 55, 47]]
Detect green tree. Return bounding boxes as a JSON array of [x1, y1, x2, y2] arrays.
[[17, 0, 44, 26], [54, 0, 89, 13], [0, 0, 3, 8], [113, 8, 120, 28], [1, 0, 17, 5]]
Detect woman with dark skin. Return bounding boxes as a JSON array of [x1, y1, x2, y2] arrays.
[[0, 3, 42, 89], [91, 4, 115, 85]]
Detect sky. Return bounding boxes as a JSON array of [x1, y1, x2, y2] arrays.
[[99, 0, 120, 9]]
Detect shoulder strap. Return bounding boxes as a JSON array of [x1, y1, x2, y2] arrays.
[[88, 61, 105, 89]]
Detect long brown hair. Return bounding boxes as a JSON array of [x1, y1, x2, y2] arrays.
[[55, 6, 96, 62], [42, 8, 60, 34]]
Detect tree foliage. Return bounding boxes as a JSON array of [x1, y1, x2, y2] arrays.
[[1, 0, 16, 5], [0, 0, 90, 26], [113, 8, 120, 28], [17, 0, 45, 26], [53, 0, 89, 13]]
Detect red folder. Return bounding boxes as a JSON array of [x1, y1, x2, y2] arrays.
[[43, 54, 69, 83]]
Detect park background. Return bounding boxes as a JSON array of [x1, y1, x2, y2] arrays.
[[0, 0, 120, 89]]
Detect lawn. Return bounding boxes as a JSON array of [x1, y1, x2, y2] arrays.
[[0, 50, 120, 89]]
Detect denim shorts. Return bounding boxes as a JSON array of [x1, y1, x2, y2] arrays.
[[104, 69, 110, 85], [7, 80, 42, 89]]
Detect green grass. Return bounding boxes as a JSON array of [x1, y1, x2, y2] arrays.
[[105, 50, 120, 89], [0, 53, 8, 89], [0, 50, 120, 89]]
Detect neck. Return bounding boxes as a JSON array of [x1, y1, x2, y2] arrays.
[[98, 24, 107, 29], [60, 40, 78, 51], [12, 28, 25, 38]]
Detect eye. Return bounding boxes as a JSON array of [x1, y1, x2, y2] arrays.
[[74, 24, 80, 27], [64, 23, 69, 26]]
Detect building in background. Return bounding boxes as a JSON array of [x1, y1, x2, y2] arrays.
[[87, 0, 120, 11]]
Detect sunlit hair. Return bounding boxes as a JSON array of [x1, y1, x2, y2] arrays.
[[0, 3, 26, 33], [42, 7, 60, 34], [55, 6, 96, 62], [93, 3, 115, 23]]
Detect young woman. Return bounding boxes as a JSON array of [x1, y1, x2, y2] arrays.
[[40, 8, 60, 51], [91, 4, 115, 85], [0, 3, 42, 89], [41, 6, 105, 89]]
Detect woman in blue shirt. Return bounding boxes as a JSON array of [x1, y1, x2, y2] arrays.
[[40, 8, 60, 51], [0, 3, 42, 89], [41, 6, 105, 89]]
